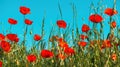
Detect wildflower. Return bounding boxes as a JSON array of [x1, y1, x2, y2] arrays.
[[104, 8, 117, 16], [58, 41, 69, 48], [20, 6, 30, 15], [64, 47, 75, 56], [57, 20, 67, 28], [89, 14, 103, 23], [0, 41, 11, 52], [58, 37, 65, 42], [0, 34, 5, 41], [78, 41, 87, 47], [14, 37, 19, 42], [0, 61, 2, 67], [81, 24, 90, 32], [111, 53, 117, 61], [56, 53, 66, 60], [80, 34, 88, 40], [111, 21, 116, 28], [24, 19, 32, 25], [103, 39, 112, 48], [40, 50, 54, 58], [6, 34, 19, 42], [8, 18, 17, 25], [34, 34, 41, 41], [27, 54, 37, 62]]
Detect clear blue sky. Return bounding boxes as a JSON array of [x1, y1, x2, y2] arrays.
[[0, 0, 120, 49]]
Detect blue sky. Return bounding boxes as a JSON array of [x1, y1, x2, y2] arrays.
[[0, 0, 120, 49]]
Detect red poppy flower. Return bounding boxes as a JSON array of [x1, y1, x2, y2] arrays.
[[80, 34, 88, 40], [59, 38, 65, 42], [0, 33, 5, 41], [6, 34, 19, 42], [24, 19, 32, 25], [58, 41, 69, 48], [57, 20, 67, 28], [0, 61, 2, 67], [89, 14, 103, 23], [0, 41, 11, 52], [34, 34, 41, 41], [40, 50, 54, 58], [104, 8, 118, 16], [102, 39, 112, 48], [82, 24, 90, 32], [14, 37, 19, 42], [111, 53, 117, 61], [64, 47, 75, 56], [20, 6, 30, 15], [78, 41, 87, 47], [111, 21, 116, 28], [8, 18, 17, 25], [27, 54, 37, 62]]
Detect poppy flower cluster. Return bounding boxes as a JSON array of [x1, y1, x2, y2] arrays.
[[101, 39, 112, 49], [78, 29, 88, 47], [51, 36, 68, 48], [56, 37, 75, 57], [27, 50, 54, 61], [49, 36, 75, 60], [89, 8, 118, 24], [0, 2, 120, 66], [19, 6, 33, 26]]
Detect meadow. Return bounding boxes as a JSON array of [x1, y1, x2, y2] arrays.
[[0, 0, 120, 67]]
